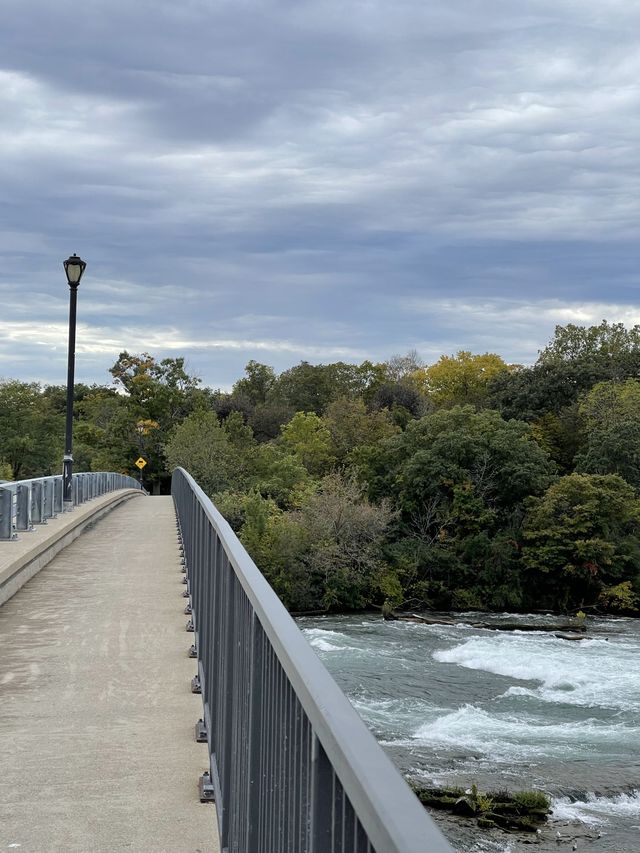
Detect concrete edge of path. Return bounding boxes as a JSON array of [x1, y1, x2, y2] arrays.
[[0, 488, 146, 607]]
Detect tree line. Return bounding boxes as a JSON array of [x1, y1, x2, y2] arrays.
[[3, 320, 640, 616]]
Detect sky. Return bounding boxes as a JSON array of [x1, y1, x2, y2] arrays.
[[1, 0, 639, 390]]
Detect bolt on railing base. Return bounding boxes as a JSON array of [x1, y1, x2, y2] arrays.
[[195, 719, 208, 743], [191, 675, 201, 694], [184, 603, 192, 615], [199, 772, 216, 803], [188, 644, 197, 658]]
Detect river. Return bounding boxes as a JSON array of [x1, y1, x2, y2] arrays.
[[299, 612, 640, 853]]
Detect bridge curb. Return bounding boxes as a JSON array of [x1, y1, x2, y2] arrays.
[[0, 488, 144, 607]]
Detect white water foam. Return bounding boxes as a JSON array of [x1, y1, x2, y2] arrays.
[[303, 627, 350, 652], [552, 790, 640, 826], [350, 694, 444, 735], [409, 703, 637, 761], [433, 633, 640, 711]]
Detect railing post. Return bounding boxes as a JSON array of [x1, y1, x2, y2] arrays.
[[245, 614, 265, 849], [43, 479, 54, 519], [53, 478, 63, 515], [309, 735, 333, 852], [0, 488, 14, 540], [15, 484, 32, 531], [31, 481, 45, 525]]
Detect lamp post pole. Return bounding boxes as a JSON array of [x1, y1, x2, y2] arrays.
[[62, 254, 87, 511]]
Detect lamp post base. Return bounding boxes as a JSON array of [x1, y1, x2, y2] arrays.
[[62, 455, 73, 510]]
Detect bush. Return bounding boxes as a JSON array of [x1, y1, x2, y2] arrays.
[[598, 581, 639, 613]]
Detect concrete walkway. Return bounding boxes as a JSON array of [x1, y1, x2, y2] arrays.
[[0, 496, 219, 853]]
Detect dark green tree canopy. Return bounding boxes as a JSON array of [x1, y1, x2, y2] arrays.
[[522, 473, 640, 610]]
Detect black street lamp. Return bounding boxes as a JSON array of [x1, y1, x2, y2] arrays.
[[62, 253, 87, 510]]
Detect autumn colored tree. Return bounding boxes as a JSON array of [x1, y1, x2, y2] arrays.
[[419, 351, 510, 408]]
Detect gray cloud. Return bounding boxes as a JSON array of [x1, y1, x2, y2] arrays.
[[0, 0, 639, 389]]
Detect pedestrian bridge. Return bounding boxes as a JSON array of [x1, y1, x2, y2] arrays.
[[0, 470, 453, 853]]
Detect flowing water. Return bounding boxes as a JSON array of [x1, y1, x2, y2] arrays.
[[299, 613, 640, 852]]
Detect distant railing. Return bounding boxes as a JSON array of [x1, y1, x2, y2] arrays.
[[172, 467, 453, 853], [0, 472, 143, 540]]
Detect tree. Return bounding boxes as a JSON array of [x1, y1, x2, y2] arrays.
[[248, 399, 296, 442], [488, 322, 640, 424], [374, 406, 555, 515], [232, 361, 276, 405], [109, 352, 206, 489], [360, 406, 555, 609], [109, 352, 203, 428], [274, 361, 376, 415], [323, 397, 399, 464], [250, 443, 310, 507], [279, 412, 335, 475], [0, 381, 62, 479], [419, 351, 509, 408], [370, 381, 426, 422], [296, 472, 394, 609], [575, 380, 640, 488], [383, 350, 424, 382], [73, 388, 130, 472], [522, 473, 640, 610], [164, 410, 245, 495], [538, 320, 640, 372]]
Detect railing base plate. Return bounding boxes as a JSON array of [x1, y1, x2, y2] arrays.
[[191, 675, 201, 694], [195, 719, 208, 742], [199, 772, 215, 803]]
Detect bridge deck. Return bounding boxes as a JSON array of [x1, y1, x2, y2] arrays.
[[0, 496, 218, 853]]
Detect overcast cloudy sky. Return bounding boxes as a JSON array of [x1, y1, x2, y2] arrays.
[[1, 0, 639, 389]]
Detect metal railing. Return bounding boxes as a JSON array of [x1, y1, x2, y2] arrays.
[[0, 472, 143, 540], [172, 467, 453, 853]]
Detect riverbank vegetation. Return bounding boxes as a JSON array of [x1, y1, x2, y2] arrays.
[[411, 782, 551, 832], [3, 321, 640, 615]]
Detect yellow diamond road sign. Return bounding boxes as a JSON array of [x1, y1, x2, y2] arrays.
[[135, 457, 147, 469]]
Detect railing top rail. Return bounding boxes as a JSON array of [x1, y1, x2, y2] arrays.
[[174, 467, 452, 853], [0, 472, 139, 490]]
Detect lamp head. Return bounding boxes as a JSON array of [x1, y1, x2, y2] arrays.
[[63, 254, 87, 287]]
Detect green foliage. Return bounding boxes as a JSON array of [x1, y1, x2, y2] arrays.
[[575, 379, 640, 488], [164, 410, 247, 495], [232, 360, 276, 405], [359, 406, 554, 609], [0, 380, 63, 479], [280, 411, 335, 475], [598, 581, 639, 613], [538, 321, 640, 370], [274, 360, 376, 415], [512, 790, 551, 811], [373, 567, 404, 610], [10, 320, 640, 615], [522, 473, 640, 610], [296, 472, 394, 610], [451, 588, 486, 610], [323, 397, 399, 464], [250, 444, 311, 507]]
